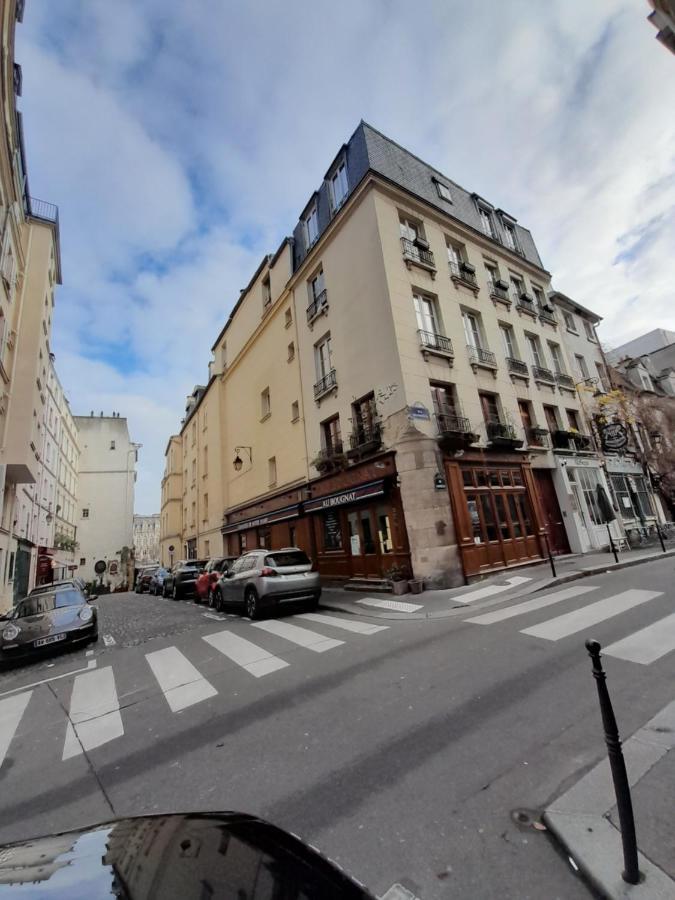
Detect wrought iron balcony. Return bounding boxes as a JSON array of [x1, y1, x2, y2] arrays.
[[401, 236, 436, 270], [437, 412, 472, 435], [27, 197, 59, 224], [527, 427, 550, 448], [516, 294, 537, 316], [538, 308, 557, 325], [488, 280, 511, 304], [347, 421, 383, 457], [552, 430, 593, 452], [555, 372, 575, 389], [467, 345, 497, 368], [419, 330, 454, 356], [506, 357, 528, 377], [306, 289, 328, 322], [313, 368, 337, 400], [486, 421, 523, 447], [313, 444, 346, 473], [449, 260, 478, 289], [532, 365, 556, 384]]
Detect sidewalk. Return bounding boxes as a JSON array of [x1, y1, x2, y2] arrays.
[[544, 699, 675, 899], [319, 546, 675, 620]]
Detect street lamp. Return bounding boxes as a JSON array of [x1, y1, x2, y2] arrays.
[[574, 376, 603, 398], [233, 446, 253, 471]]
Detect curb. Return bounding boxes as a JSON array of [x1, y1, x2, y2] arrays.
[[544, 700, 675, 899], [318, 550, 675, 620]]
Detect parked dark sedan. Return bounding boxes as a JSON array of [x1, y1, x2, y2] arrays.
[[148, 566, 170, 595], [162, 560, 209, 599], [0, 588, 98, 665], [135, 565, 159, 593]]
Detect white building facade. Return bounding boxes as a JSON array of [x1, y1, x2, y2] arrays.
[[133, 514, 160, 565], [74, 413, 139, 589]]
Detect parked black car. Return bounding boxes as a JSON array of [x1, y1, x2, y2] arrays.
[[0, 588, 98, 665], [135, 565, 159, 593], [28, 577, 89, 598], [162, 560, 209, 599], [148, 566, 170, 595]]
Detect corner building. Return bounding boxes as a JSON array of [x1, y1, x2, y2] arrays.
[[165, 122, 616, 586]]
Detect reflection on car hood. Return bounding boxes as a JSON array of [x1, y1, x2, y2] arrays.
[[0, 812, 374, 898]]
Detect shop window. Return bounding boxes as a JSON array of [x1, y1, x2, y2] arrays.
[[479, 495, 498, 541], [323, 510, 342, 550], [238, 533, 247, 555], [575, 468, 603, 525], [494, 495, 511, 540], [462, 469, 474, 487], [507, 495, 523, 537], [516, 495, 534, 534], [488, 470, 500, 487], [633, 476, 654, 519], [360, 509, 376, 553], [377, 506, 393, 554], [466, 495, 482, 543], [289, 524, 296, 547], [258, 526, 271, 548], [347, 511, 361, 555]]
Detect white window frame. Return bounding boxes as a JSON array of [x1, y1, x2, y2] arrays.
[[563, 310, 577, 333], [526, 334, 544, 368], [305, 205, 319, 246], [510, 274, 525, 304], [575, 354, 590, 380], [399, 216, 420, 243], [435, 180, 452, 202], [462, 311, 483, 350], [583, 319, 596, 341], [477, 206, 495, 238], [503, 222, 516, 250], [330, 161, 348, 209], [500, 324, 517, 359], [261, 386, 271, 419], [413, 292, 440, 336], [315, 334, 333, 381]]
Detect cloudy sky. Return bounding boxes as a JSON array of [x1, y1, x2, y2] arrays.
[[16, 0, 675, 513]]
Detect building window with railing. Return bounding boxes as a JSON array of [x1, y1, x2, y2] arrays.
[[307, 268, 327, 322], [305, 204, 319, 247], [548, 341, 565, 374], [314, 333, 336, 399], [321, 414, 342, 454], [350, 393, 379, 449], [413, 292, 446, 348], [575, 354, 590, 381], [510, 274, 525, 305], [400, 216, 435, 270]]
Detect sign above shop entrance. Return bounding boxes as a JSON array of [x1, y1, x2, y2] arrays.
[[599, 422, 628, 452], [304, 479, 386, 513]]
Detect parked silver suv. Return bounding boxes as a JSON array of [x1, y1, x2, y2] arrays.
[[216, 548, 320, 619]]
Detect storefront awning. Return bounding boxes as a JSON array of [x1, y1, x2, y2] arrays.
[[221, 503, 301, 535], [304, 479, 386, 513]]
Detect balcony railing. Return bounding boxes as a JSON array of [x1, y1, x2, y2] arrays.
[[313, 444, 346, 473], [467, 345, 497, 368], [532, 365, 556, 384], [314, 368, 337, 399], [516, 295, 537, 316], [401, 236, 436, 270], [506, 357, 528, 377], [527, 427, 550, 448], [486, 421, 519, 443], [539, 308, 557, 325], [27, 197, 59, 224], [348, 421, 383, 455], [449, 260, 478, 288], [419, 330, 453, 356], [437, 412, 473, 435], [552, 430, 594, 452], [555, 372, 575, 389], [488, 280, 511, 303], [306, 289, 328, 322]]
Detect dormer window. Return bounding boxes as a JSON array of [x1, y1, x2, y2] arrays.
[[477, 205, 495, 239], [305, 205, 319, 247], [329, 161, 348, 210], [503, 222, 517, 250], [434, 179, 452, 202]]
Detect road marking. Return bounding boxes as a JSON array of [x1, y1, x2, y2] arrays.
[[62, 667, 124, 760], [603, 612, 675, 665], [102, 634, 116, 646], [0, 692, 32, 768], [203, 630, 288, 678], [465, 585, 599, 625], [450, 575, 532, 606], [251, 620, 344, 652], [85, 650, 94, 656], [202, 612, 226, 621], [146, 647, 217, 711], [297, 612, 388, 635], [0, 659, 97, 699], [520, 589, 662, 641], [356, 598, 423, 612]]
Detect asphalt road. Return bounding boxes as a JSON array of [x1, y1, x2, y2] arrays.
[[1, 558, 674, 899]]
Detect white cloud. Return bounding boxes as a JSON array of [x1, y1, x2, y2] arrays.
[[16, 0, 675, 512]]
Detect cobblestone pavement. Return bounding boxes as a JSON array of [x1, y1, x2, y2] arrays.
[[96, 590, 208, 648]]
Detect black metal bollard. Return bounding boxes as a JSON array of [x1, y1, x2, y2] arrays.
[[542, 531, 557, 578], [585, 639, 640, 884], [656, 523, 666, 553], [606, 523, 619, 564]]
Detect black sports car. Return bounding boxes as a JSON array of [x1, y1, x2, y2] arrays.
[[0, 588, 98, 664]]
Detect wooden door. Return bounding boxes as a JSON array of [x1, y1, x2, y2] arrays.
[[533, 469, 570, 555], [347, 507, 380, 577]]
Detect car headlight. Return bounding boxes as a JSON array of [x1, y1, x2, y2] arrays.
[[2, 623, 20, 641], [79, 606, 94, 622]]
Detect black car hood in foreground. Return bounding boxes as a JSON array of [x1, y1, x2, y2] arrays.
[[0, 812, 375, 899]]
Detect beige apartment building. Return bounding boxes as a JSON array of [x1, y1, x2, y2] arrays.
[[162, 122, 670, 587]]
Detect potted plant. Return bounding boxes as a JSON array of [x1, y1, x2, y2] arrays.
[[408, 577, 424, 594], [385, 564, 409, 595]]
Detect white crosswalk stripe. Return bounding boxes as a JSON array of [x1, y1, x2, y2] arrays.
[[0, 691, 32, 769], [203, 630, 289, 678], [450, 575, 532, 606], [356, 598, 423, 612], [603, 612, 675, 665], [465, 585, 599, 625], [297, 612, 388, 635], [62, 667, 123, 760], [251, 619, 344, 652], [520, 589, 662, 642], [146, 646, 217, 711]]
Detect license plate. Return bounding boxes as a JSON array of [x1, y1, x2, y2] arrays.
[[34, 633, 66, 648]]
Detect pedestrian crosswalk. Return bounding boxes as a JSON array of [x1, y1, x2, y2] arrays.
[[463, 583, 674, 665], [0, 612, 389, 769]]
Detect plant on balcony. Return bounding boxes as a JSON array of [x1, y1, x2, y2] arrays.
[[54, 533, 79, 552], [310, 450, 347, 474]]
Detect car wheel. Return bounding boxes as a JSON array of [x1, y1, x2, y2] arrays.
[[214, 587, 223, 612], [244, 588, 260, 620], [172, 584, 180, 600]]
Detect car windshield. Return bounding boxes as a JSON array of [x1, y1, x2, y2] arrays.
[[265, 551, 311, 567], [13, 590, 84, 617]]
